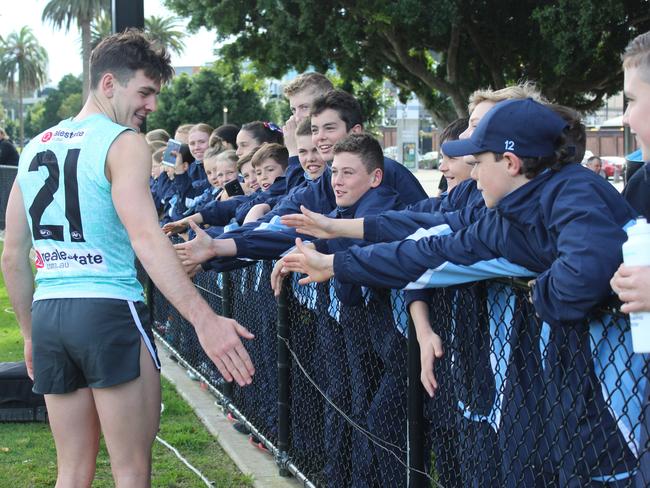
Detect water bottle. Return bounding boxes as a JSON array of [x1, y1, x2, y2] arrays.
[[622, 217, 650, 353]]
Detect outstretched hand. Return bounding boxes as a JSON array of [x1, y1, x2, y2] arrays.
[[281, 206, 339, 239], [281, 238, 335, 285], [196, 315, 255, 386], [174, 220, 215, 267], [162, 220, 188, 236]]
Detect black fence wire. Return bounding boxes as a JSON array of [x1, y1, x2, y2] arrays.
[[148, 263, 649, 488], [0, 165, 17, 230]]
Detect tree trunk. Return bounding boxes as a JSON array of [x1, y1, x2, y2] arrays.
[[18, 69, 24, 149], [81, 20, 91, 102]]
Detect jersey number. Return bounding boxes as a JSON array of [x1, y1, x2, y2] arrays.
[[28, 149, 85, 242]]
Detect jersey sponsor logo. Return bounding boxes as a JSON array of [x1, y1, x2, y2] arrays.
[[41, 132, 53, 143], [52, 129, 85, 140], [34, 246, 107, 272], [34, 250, 44, 269]]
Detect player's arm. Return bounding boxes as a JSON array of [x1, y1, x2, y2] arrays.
[[106, 132, 254, 386], [1, 182, 36, 378]]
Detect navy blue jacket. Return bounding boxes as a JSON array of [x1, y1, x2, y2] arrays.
[[332, 164, 636, 327], [233, 176, 288, 223], [199, 194, 251, 226], [364, 179, 485, 244], [285, 155, 306, 190], [622, 161, 650, 219]]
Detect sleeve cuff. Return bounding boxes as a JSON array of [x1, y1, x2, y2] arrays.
[[363, 215, 380, 243]]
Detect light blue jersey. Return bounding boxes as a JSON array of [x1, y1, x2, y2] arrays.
[[17, 114, 144, 301]]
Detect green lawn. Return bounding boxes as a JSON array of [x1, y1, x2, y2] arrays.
[[0, 243, 253, 487]]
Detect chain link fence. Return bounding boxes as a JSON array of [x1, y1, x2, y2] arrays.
[[148, 263, 649, 487], [0, 165, 18, 230]]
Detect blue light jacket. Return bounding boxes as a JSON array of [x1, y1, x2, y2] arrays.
[[332, 164, 636, 327]]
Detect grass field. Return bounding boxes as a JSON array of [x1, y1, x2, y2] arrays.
[[0, 243, 253, 487]]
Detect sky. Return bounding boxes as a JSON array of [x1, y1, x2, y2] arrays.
[[0, 0, 218, 87]]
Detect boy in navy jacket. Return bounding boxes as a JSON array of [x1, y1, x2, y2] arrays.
[[174, 90, 427, 270], [283, 99, 644, 486]]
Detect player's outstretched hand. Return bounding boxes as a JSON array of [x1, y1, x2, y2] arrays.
[[162, 220, 188, 236], [611, 264, 650, 313], [196, 315, 255, 387], [418, 328, 444, 398], [174, 221, 215, 267], [281, 238, 335, 285], [281, 205, 338, 239]]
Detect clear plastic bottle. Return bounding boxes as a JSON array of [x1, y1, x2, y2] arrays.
[[622, 218, 650, 353]]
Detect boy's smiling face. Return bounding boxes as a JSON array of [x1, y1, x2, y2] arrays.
[[255, 157, 285, 190], [311, 109, 361, 161], [331, 151, 381, 207], [624, 66, 650, 160], [297, 134, 327, 179]]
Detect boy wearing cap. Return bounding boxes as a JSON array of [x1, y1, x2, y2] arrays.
[[282, 98, 643, 485]]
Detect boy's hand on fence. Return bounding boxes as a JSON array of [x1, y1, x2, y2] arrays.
[[419, 328, 444, 398], [271, 258, 290, 297], [174, 221, 216, 266], [196, 315, 255, 386], [281, 238, 335, 284], [162, 220, 188, 236], [611, 264, 650, 313], [281, 206, 338, 239]]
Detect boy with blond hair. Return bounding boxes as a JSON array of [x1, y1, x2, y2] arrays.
[[610, 30, 650, 487]]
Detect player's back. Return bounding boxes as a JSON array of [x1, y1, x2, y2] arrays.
[[17, 114, 144, 302]]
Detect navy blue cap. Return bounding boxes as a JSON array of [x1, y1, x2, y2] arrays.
[[442, 98, 568, 158]]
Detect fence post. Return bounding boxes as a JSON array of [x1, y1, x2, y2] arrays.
[[407, 316, 427, 487], [276, 281, 291, 477], [221, 271, 233, 400]]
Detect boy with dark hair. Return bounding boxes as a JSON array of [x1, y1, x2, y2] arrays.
[[283, 98, 644, 485], [174, 90, 427, 269], [2, 29, 254, 488]]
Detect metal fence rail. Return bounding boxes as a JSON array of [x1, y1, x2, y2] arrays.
[[149, 263, 649, 488]]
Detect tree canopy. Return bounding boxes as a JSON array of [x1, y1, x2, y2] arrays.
[[147, 63, 268, 134], [0, 26, 49, 146], [164, 0, 650, 125], [42, 0, 110, 101]]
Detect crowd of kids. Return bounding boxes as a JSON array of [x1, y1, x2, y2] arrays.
[[146, 33, 650, 484]]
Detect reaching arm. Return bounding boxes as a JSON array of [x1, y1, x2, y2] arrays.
[[281, 205, 364, 239], [1, 182, 36, 378], [107, 132, 254, 386]]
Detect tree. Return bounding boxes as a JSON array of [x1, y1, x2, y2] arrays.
[[91, 13, 186, 57], [147, 65, 268, 134], [0, 27, 48, 147], [145, 15, 186, 56], [24, 74, 82, 137], [165, 0, 650, 126], [42, 0, 110, 102]]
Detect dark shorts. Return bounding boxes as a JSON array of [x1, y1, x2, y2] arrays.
[[31, 298, 160, 395]]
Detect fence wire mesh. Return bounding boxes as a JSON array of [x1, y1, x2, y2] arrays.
[[0, 165, 18, 229], [148, 261, 649, 488]]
